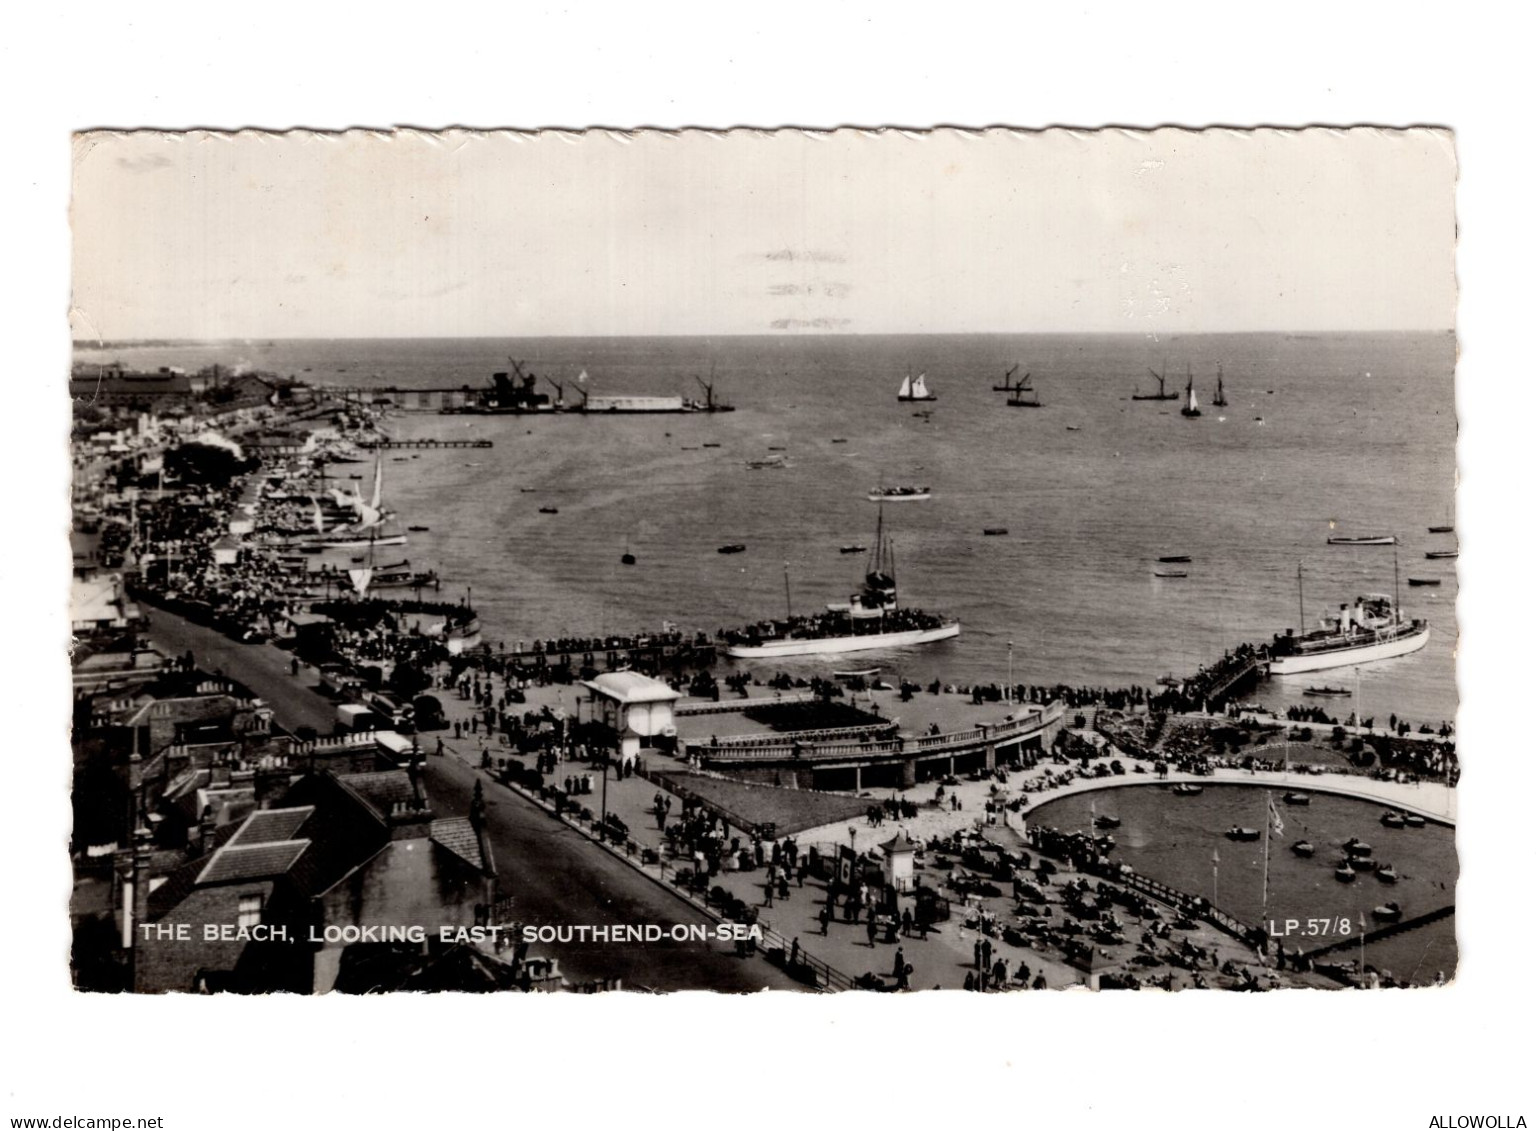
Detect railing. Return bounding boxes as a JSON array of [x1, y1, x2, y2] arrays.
[[492, 764, 858, 991], [675, 692, 817, 716], [1303, 903, 1455, 960], [700, 701, 1065, 765]]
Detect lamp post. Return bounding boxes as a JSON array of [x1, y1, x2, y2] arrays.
[[1006, 640, 1014, 703]]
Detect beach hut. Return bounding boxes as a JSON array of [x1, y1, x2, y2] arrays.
[[880, 829, 920, 893]]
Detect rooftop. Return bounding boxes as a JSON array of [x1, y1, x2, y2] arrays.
[[582, 671, 681, 705]]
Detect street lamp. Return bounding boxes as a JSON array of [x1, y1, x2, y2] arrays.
[[1006, 640, 1014, 703]]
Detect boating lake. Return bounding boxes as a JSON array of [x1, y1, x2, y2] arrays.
[[1028, 783, 1458, 984], [76, 330, 1459, 728]]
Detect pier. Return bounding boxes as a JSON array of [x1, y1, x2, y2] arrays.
[[360, 438, 493, 449]]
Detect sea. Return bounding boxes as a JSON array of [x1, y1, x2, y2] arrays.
[[74, 331, 1459, 728]]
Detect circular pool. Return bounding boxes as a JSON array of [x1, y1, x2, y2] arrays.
[[1027, 782, 1457, 984]]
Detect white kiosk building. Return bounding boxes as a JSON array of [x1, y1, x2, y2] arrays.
[[580, 671, 681, 769]]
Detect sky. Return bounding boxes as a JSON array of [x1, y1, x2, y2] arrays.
[[69, 127, 1457, 340]]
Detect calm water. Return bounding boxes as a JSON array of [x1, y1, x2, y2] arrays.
[[75, 332, 1459, 725], [1028, 783, 1458, 983]]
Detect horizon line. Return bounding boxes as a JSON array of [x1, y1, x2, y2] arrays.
[[72, 327, 1456, 345]]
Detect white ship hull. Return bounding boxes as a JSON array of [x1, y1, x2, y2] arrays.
[[726, 621, 959, 659], [867, 493, 931, 502], [1267, 624, 1430, 675]]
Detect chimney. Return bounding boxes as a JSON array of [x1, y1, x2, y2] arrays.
[[196, 803, 217, 856]]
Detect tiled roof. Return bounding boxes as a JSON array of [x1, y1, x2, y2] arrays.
[[338, 771, 417, 819], [231, 807, 315, 845], [431, 818, 486, 874], [197, 840, 309, 885]]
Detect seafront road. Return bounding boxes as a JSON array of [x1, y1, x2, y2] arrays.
[[141, 600, 798, 992]]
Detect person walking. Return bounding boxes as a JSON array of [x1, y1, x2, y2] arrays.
[[893, 947, 906, 979], [818, 906, 830, 936], [865, 917, 877, 948], [974, 939, 983, 970]]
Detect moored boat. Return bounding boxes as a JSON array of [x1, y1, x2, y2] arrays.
[[1093, 814, 1122, 829], [1304, 685, 1352, 697], [1153, 570, 1187, 579], [1157, 555, 1192, 563], [1381, 811, 1406, 829], [1225, 826, 1260, 842], [1265, 562, 1429, 675], [1345, 837, 1373, 858], [1171, 782, 1203, 796], [1425, 549, 1458, 560], [538, 506, 559, 514], [1335, 863, 1356, 883], [1407, 577, 1440, 587], [718, 543, 747, 554], [1282, 791, 1311, 805], [1376, 864, 1399, 884], [839, 544, 867, 554], [1291, 840, 1315, 857], [1372, 901, 1403, 922], [1132, 365, 1180, 402], [983, 527, 1008, 536], [1327, 534, 1397, 546], [1402, 813, 1426, 829], [721, 508, 958, 659]]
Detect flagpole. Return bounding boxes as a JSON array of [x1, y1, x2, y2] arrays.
[[1261, 790, 1272, 919]]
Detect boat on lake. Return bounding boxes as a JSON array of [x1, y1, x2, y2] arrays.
[[718, 543, 746, 554], [1381, 811, 1406, 829], [1225, 826, 1260, 842], [1335, 863, 1356, 883], [1407, 577, 1441, 587], [1282, 792, 1311, 805], [1402, 813, 1426, 829], [1376, 864, 1399, 884], [1372, 901, 1403, 922], [1327, 534, 1397, 546], [1291, 840, 1316, 857], [897, 372, 937, 402], [1171, 782, 1203, 796]]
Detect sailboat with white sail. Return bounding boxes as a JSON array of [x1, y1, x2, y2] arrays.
[[1180, 366, 1202, 418], [302, 457, 408, 549], [897, 372, 937, 402]]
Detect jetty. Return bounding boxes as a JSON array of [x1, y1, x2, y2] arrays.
[[360, 438, 493, 450]]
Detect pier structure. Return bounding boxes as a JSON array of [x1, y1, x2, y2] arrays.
[[686, 700, 1066, 791]]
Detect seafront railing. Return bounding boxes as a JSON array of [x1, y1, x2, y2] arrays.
[[694, 701, 1065, 764]]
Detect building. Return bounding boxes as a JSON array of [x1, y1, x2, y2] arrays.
[[580, 671, 681, 768], [125, 764, 496, 993], [879, 829, 920, 893]]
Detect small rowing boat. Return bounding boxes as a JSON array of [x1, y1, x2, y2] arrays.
[[1157, 555, 1192, 564]]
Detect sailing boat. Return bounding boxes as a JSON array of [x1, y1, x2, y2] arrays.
[[1006, 371, 1041, 407], [1132, 364, 1179, 401], [993, 362, 1023, 391], [897, 372, 937, 402], [308, 456, 407, 548], [1180, 366, 1202, 418], [1212, 363, 1228, 407]]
